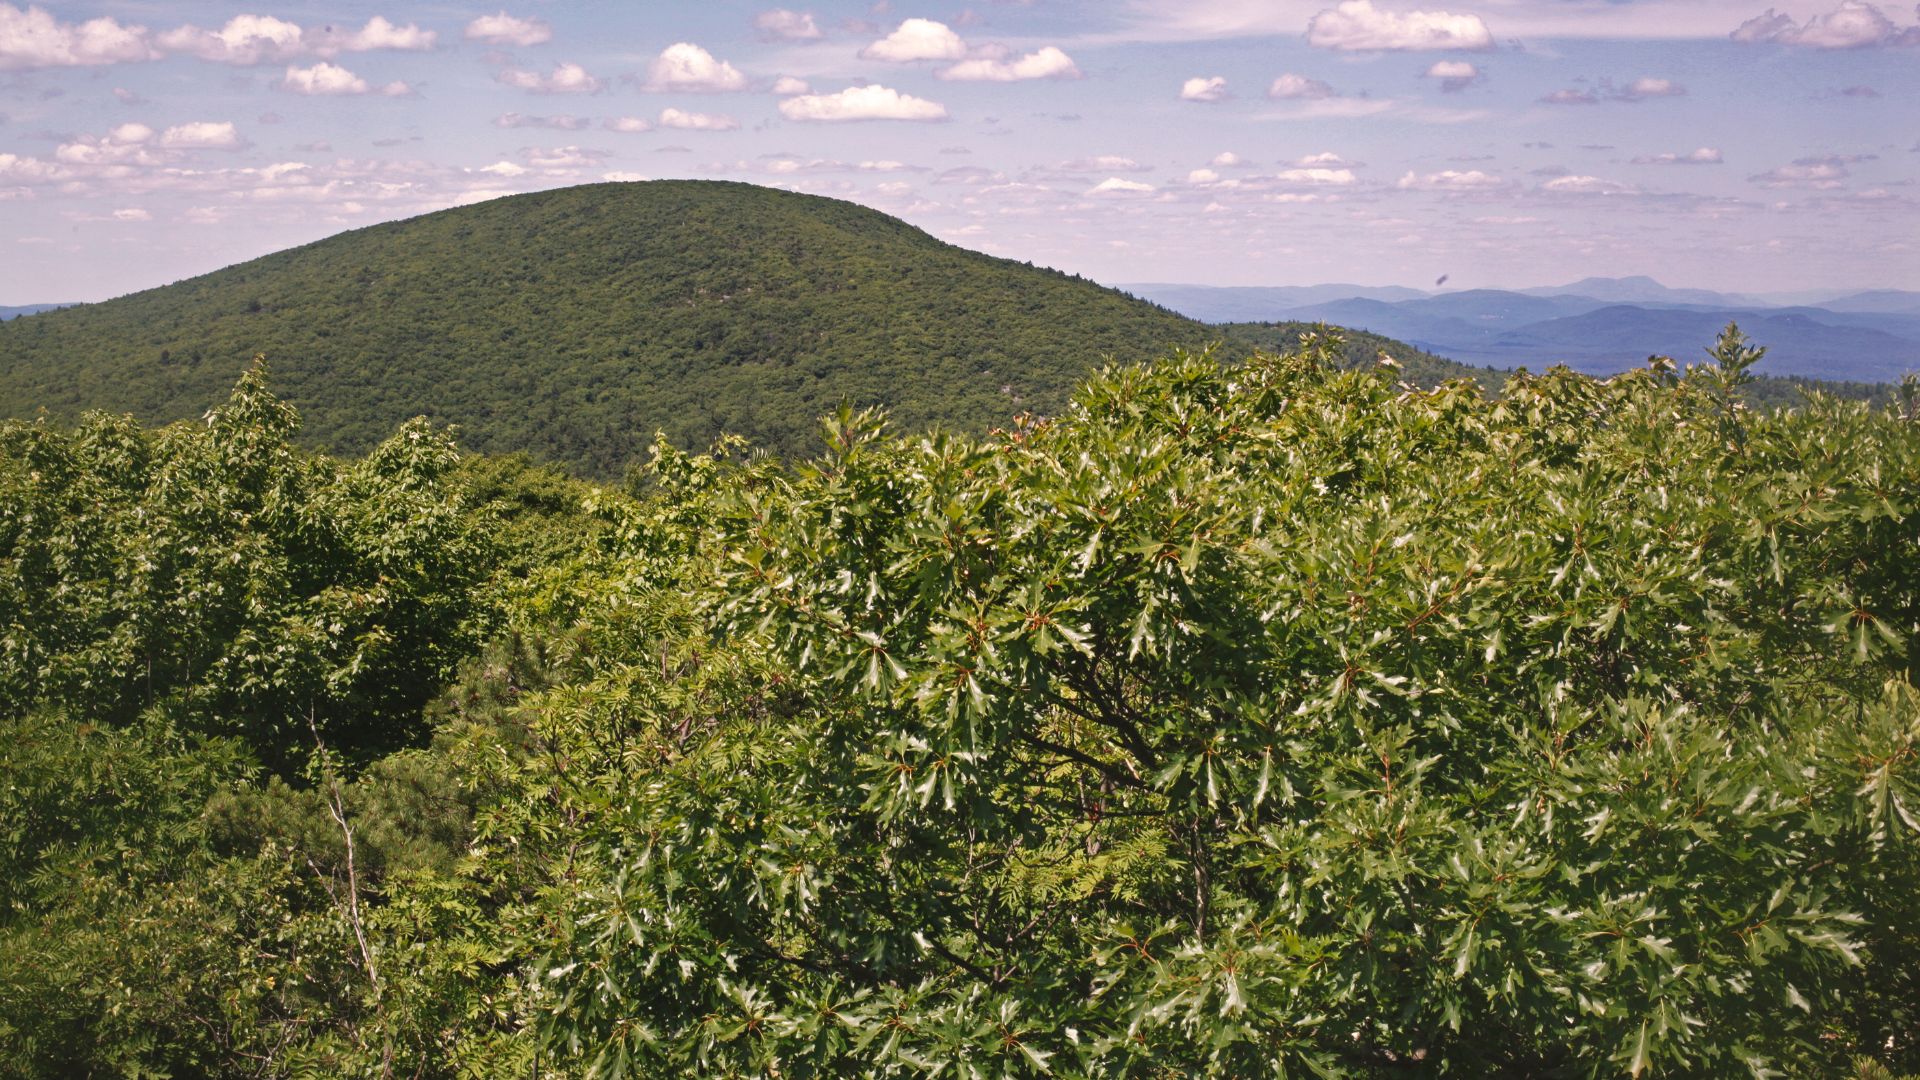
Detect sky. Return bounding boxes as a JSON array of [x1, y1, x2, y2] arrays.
[[1, 0, 1915, 302]]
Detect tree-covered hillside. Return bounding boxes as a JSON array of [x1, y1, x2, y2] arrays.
[[4, 333, 1917, 1076], [0, 181, 1475, 478]]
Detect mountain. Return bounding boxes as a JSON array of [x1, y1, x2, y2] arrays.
[[1118, 283, 1431, 322], [1515, 276, 1763, 308], [1819, 290, 1920, 315], [0, 304, 77, 320], [1, 182, 1476, 478]]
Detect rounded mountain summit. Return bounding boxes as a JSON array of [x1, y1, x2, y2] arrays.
[[0, 181, 1450, 476]]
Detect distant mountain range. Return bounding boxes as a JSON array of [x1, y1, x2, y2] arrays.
[[0, 304, 76, 321], [1122, 278, 1920, 383]]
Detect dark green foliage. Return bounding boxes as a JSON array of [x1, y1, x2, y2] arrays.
[[1, 333, 1917, 1076], [0, 358, 487, 761]]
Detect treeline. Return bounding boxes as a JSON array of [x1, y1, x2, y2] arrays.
[[2, 332, 1918, 1076]]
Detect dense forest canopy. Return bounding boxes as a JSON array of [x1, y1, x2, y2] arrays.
[[0, 181, 1867, 479], [3, 331, 1917, 1076]]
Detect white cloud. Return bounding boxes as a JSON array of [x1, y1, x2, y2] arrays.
[[0, 3, 156, 69], [111, 207, 150, 221], [1088, 177, 1155, 194], [498, 61, 603, 94], [161, 120, 242, 148], [158, 14, 303, 63], [496, 113, 589, 130], [772, 75, 810, 94], [1396, 168, 1506, 189], [755, 9, 822, 41], [521, 145, 609, 169], [1541, 174, 1636, 194], [1307, 0, 1494, 51], [604, 116, 654, 133], [1273, 166, 1357, 184], [1732, 1, 1920, 47], [1632, 147, 1723, 165], [602, 171, 649, 182], [659, 107, 739, 131], [108, 122, 153, 145], [465, 12, 551, 47], [645, 42, 747, 91], [1187, 168, 1220, 183], [1269, 73, 1336, 99], [779, 84, 948, 122], [1296, 151, 1353, 166], [1619, 76, 1685, 99], [861, 18, 967, 61], [283, 62, 409, 96], [314, 16, 435, 54], [1057, 155, 1150, 172], [1540, 88, 1597, 105], [479, 160, 529, 176], [939, 45, 1079, 81], [1425, 59, 1481, 91], [1211, 151, 1246, 167], [1181, 75, 1228, 101], [1749, 158, 1853, 188], [160, 14, 433, 64]]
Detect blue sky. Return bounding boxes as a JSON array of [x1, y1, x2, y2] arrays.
[[1, 0, 1914, 301]]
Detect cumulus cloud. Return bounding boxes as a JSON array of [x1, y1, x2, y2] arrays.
[[1541, 174, 1636, 194], [1088, 177, 1155, 194], [497, 61, 603, 94], [465, 12, 551, 48], [1057, 155, 1150, 172], [658, 107, 739, 131], [1307, 0, 1494, 51], [495, 113, 588, 130], [772, 75, 810, 94], [1274, 166, 1357, 184], [603, 116, 654, 133], [1425, 59, 1481, 91], [111, 207, 151, 221], [1187, 168, 1221, 183], [478, 160, 528, 176], [1295, 151, 1355, 166], [778, 84, 948, 122], [161, 120, 242, 148], [1269, 72, 1337, 99], [1632, 147, 1723, 165], [161, 14, 433, 64], [1211, 151, 1246, 167], [1541, 76, 1684, 105], [1748, 154, 1869, 187], [283, 62, 409, 96], [861, 18, 967, 61], [754, 9, 822, 41], [521, 145, 609, 169], [0, 3, 157, 69], [1618, 76, 1685, 100], [939, 45, 1079, 81], [645, 42, 747, 91], [1181, 75, 1228, 101], [1732, 1, 1920, 47], [1396, 168, 1506, 189]]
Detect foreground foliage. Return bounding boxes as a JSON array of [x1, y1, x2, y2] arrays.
[[1, 331, 1917, 1076]]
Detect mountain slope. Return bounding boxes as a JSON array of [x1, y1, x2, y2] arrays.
[[11, 182, 1432, 476]]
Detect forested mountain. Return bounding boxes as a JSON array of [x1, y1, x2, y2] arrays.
[[0, 181, 1474, 477]]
